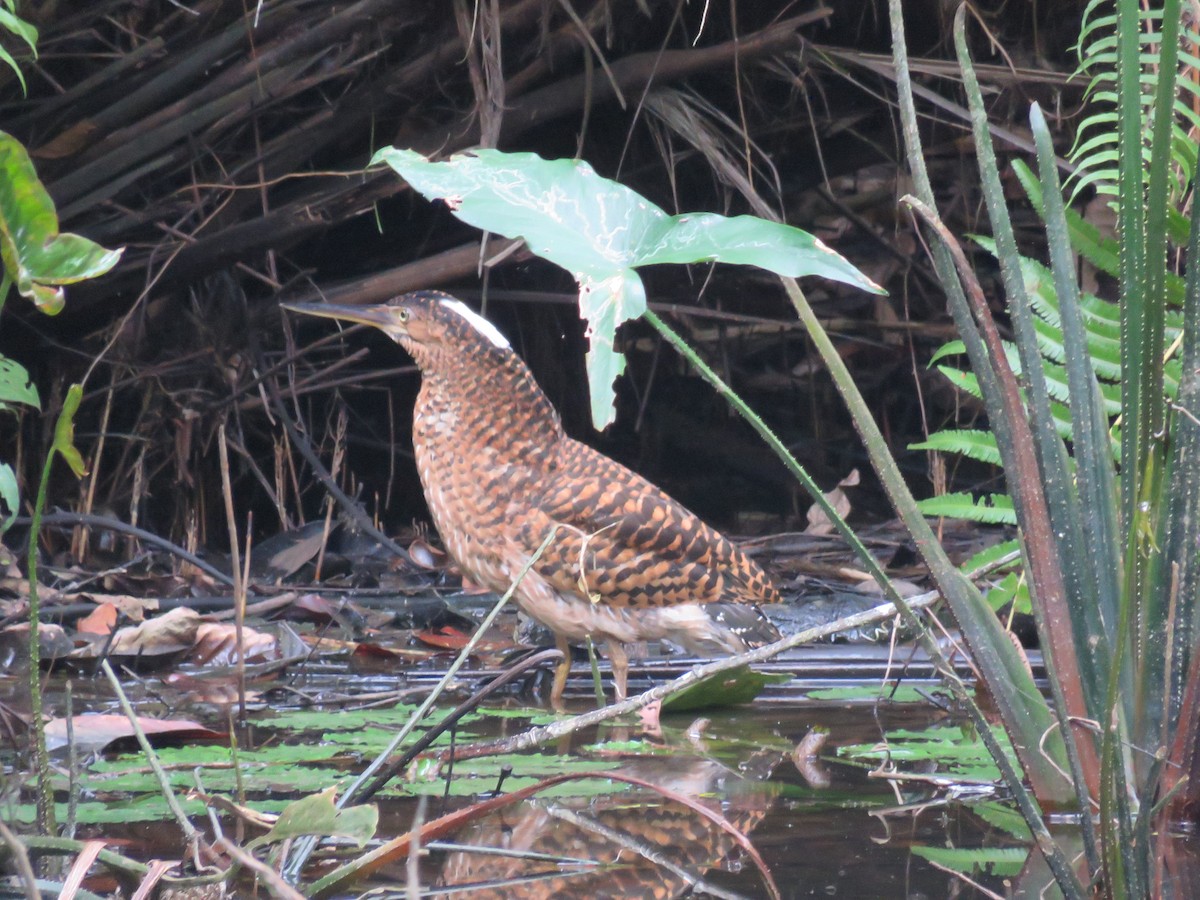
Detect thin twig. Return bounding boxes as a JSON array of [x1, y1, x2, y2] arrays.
[[65, 681, 78, 840], [405, 794, 426, 900], [542, 803, 750, 900], [218, 424, 249, 720], [263, 366, 415, 566], [216, 839, 305, 900], [238, 514, 253, 720], [358, 648, 564, 802], [100, 660, 203, 855]]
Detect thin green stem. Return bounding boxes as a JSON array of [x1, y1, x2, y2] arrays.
[[27, 442, 56, 836], [643, 309, 892, 596]]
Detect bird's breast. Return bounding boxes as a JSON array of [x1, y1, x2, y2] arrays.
[[411, 392, 537, 593]]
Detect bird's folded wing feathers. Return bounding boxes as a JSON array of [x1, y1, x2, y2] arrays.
[[512, 440, 779, 609]]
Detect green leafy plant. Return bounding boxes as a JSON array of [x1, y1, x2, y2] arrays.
[[913, 240, 1144, 526], [913, 7, 1197, 620], [0, 131, 122, 531], [885, 0, 1200, 894], [0, 131, 122, 836], [0, 134, 122, 313]]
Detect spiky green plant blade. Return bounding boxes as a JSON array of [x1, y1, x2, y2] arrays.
[[887, 6, 1087, 892], [1016, 159, 1122, 277], [955, 15, 1100, 825], [888, 0, 1080, 826], [1129, 0, 1183, 765], [1157, 163, 1200, 823], [1031, 103, 1121, 721]]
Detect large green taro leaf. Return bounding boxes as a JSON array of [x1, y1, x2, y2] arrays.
[[372, 148, 884, 428]]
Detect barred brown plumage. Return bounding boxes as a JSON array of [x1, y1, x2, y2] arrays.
[[283, 290, 783, 707]]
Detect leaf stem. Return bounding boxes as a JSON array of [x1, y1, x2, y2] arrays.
[[26, 434, 56, 836]]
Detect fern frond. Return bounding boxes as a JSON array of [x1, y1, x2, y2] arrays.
[[911, 429, 1001, 466], [1068, 0, 1200, 210], [917, 492, 1016, 526]]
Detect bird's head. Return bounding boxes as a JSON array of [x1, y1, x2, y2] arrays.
[[281, 291, 511, 368]]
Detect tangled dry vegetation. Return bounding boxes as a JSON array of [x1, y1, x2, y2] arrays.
[[1, 0, 1084, 565]]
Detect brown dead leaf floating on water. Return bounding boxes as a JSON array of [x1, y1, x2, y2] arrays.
[[44, 713, 224, 754]]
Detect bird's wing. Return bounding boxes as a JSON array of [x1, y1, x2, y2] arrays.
[[511, 439, 780, 609]]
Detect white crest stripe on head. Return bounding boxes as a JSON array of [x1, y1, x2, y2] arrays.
[[441, 299, 510, 349]]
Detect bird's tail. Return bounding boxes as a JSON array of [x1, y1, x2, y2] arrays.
[[656, 601, 782, 656], [704, 602, 782, 650]]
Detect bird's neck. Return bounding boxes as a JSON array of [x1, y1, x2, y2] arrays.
[[412, 347, 563, 459]]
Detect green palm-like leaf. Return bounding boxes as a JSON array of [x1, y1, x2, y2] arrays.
[[932, 361, 1117, 458], [920, 232, 1149, 525]]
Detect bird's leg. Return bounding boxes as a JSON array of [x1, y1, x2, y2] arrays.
[[550, 633, 572, 711], [605, 640, 629, 703]]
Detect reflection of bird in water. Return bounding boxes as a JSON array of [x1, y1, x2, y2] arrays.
[[284, 292, 782, 708], [435, 755, 780, 899]]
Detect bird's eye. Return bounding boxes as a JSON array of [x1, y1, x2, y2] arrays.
[[397, 308, 410, 322]]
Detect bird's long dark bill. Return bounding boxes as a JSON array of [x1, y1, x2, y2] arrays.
[[279, 301, 393, 329]]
